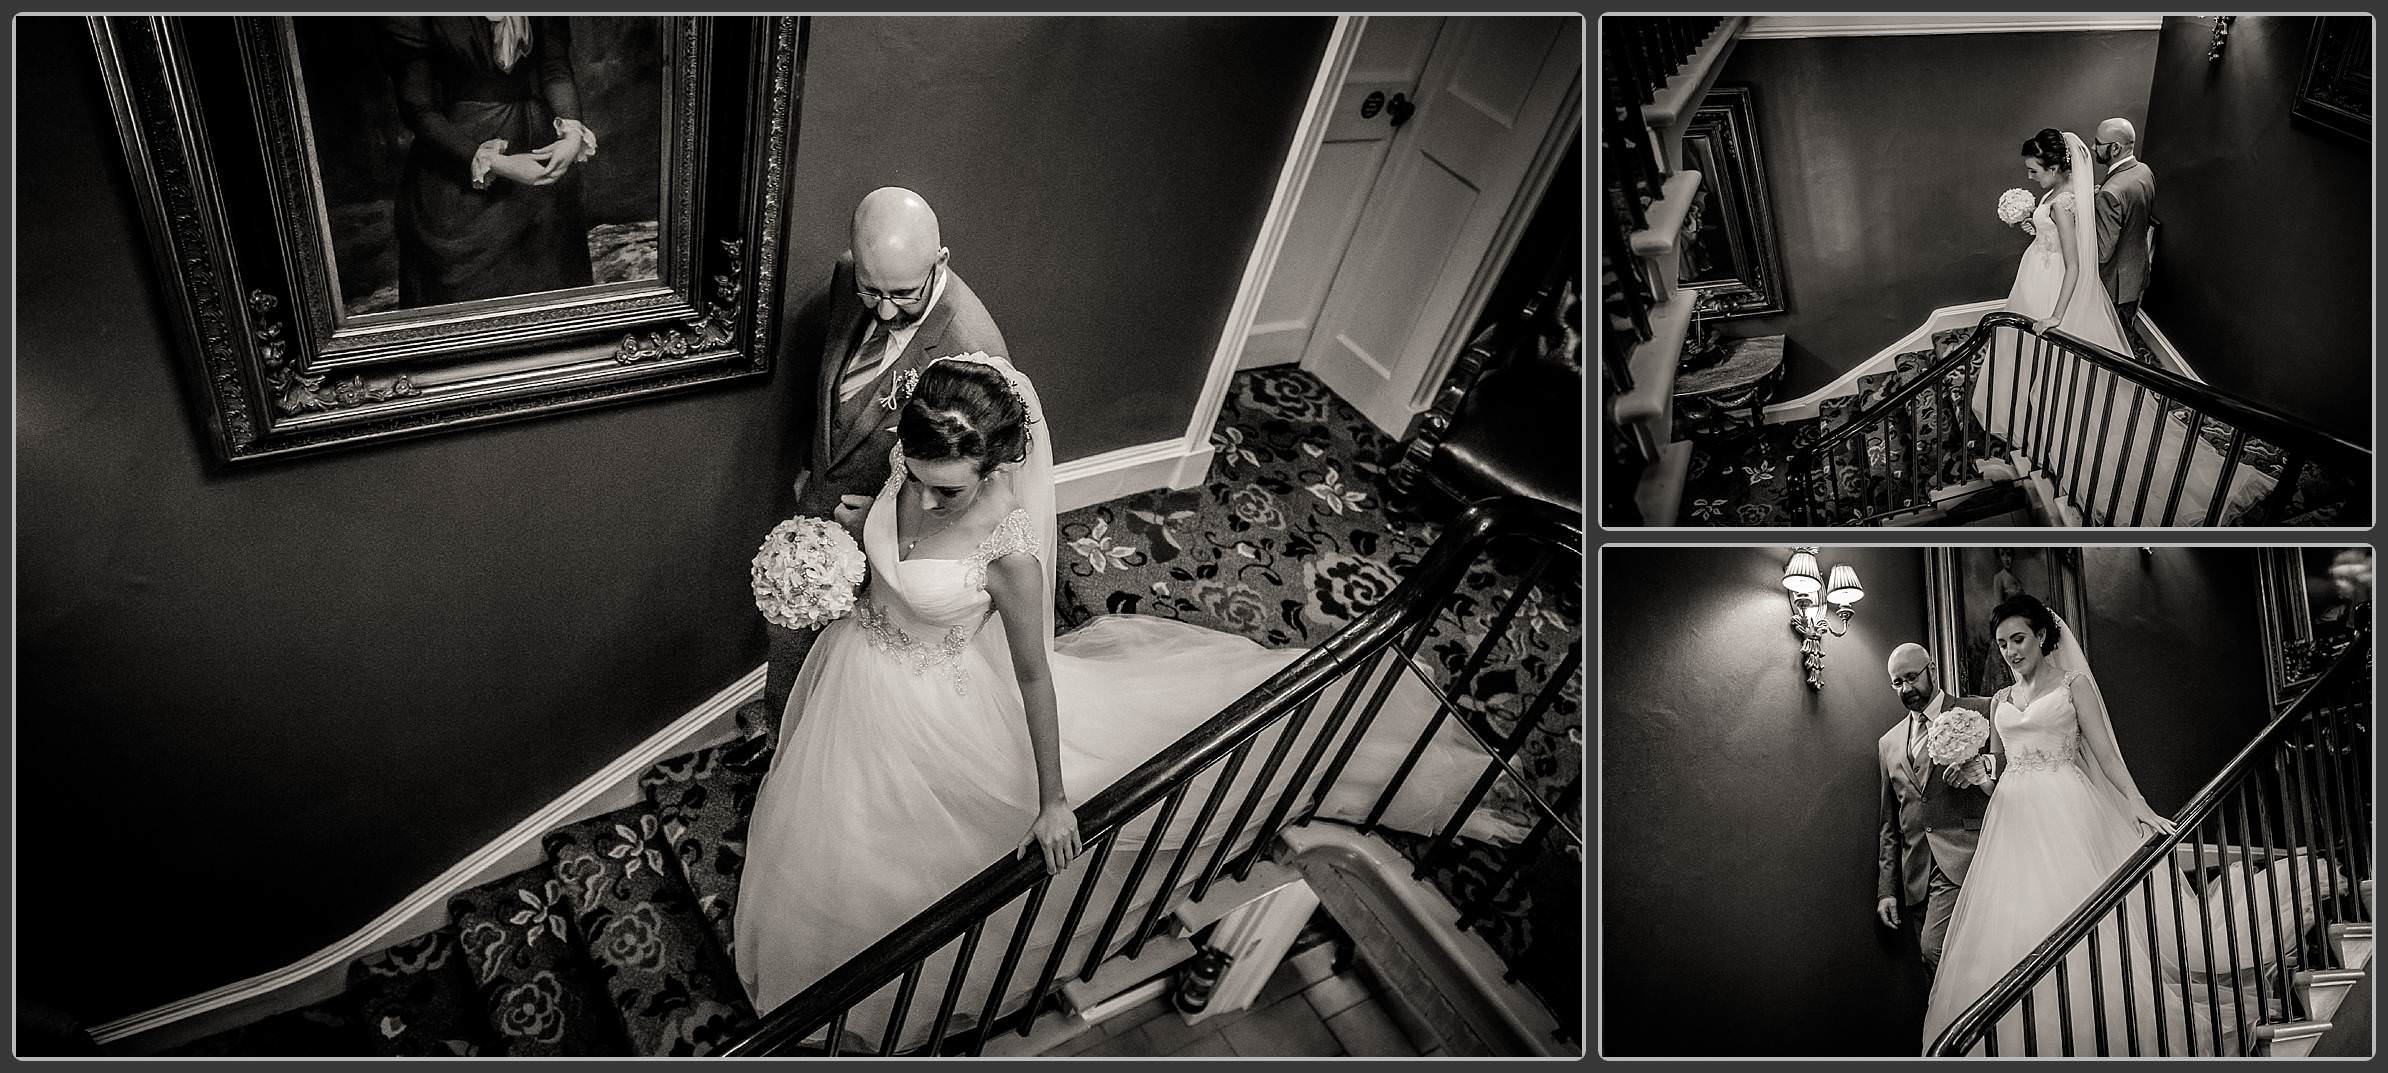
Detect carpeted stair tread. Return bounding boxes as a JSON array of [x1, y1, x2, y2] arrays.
[[544, 805, 754, 1056], [348, 926, 496, 1056], [639, 740, 770, 962], [450, 865, 630, 1056], [163, 993, 362, 1056]]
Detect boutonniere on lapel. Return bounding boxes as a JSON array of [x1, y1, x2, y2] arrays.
[[876, 368, 921, 412]]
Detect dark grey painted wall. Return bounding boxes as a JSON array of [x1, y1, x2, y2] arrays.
[[16, 14, 1328, 1020]]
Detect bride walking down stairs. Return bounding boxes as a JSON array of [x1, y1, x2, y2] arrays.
[[141, 493, 1580, 1057], [1927, 625, 2373, 1057]]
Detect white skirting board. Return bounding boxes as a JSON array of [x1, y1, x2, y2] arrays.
[[1055, 436, 1217, 514], [87, 665, 768, 1054]]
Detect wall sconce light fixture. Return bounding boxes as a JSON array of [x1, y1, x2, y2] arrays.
[[2207, 16, 2236, 62], [1785, 547, 1864, 689]]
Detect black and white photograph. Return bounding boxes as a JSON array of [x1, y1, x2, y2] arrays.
[[1603, 545, 2374, 1056], [15, 13, 1586, 1059], [1602, 15, 2374, 529]]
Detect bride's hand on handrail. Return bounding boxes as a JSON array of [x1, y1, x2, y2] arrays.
[[2128, 799, 2178, 836], [1019, 802, 1082, 875]]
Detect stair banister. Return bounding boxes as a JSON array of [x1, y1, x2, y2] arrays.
[[720, 496, 1582, 1057], [1927, 629, 2371, 1056]]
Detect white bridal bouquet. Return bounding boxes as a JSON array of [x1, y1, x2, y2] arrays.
[[1924, 707, 1994, 785], [751, 516, 869, 631], [1996, 187, 2037, 234]]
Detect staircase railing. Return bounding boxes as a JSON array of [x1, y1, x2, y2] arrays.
[[1927, 621, 2372, 1056], [1788, 312, 2371, 526], [1599, 17, 1725, 347], [720, 497, 1583, 1056]]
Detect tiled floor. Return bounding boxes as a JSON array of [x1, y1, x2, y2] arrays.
[[1039, 944, 1435, 1058]]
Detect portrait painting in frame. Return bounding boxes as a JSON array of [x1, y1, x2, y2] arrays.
[[1677, 84, 1787, 319], [1927, 547, 2092, 699], [88, 15, 804, 465]]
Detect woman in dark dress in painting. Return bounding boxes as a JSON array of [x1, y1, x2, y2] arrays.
[[383, 16, 598, 308]]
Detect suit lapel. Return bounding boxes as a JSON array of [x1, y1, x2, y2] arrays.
[[822, 297, 960, 475], [816, 266, 862, 473]]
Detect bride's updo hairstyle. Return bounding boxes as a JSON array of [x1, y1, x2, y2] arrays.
[[898, 359, 1030, 476], [2020, 128, 2071, 173], [1989, 593, 2062, 656]]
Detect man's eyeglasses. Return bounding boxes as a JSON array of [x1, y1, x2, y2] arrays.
[[857, 266, 937, 308]]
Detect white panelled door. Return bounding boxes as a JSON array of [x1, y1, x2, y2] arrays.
[[1299, 17, 1582, 437]]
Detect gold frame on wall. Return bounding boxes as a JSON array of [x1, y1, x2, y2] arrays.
[[88, 16, 806, 465]]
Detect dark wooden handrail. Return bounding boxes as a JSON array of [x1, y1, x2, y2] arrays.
[[720, 496, 1581, 1056], [1801, 312, 2368, 472], [1926, 628, 2371, 1055]]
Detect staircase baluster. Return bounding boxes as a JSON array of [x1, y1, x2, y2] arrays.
[[2290, 719, 2335, 939], [2021, 990, 2039, 1055], [1901, 395, 1922, 511], [2209, 812, 2251, 1047], [1193, 691, 1320, 898], [1422, 649, 1581, 871], [2326, 706, 2362, 921], [2079, 368, 2119, 519], [1366, 571, 1544, 829], [2055, 955, 2075, 1055], [2191, 836, 2222, 1051], [1822, 445, 1839, 526], [1460, 777, 1578, 932], [2135, 879, 2162, 1054], [2104, 385, 2148, 525], [1323, 613, 1465, 827], [2168, 855, 2198, 1054], [2315, 714, 2356, 921], [2333, 704, 2370, 912], [2001, 328, 2022, 452], [2064, 365, 2097, 503], [2273, 751, 2314, 980], [2159, 412, 2202, 526], [967, 880, 1054, 1054], [1251, 652, 1389, 880], [2026, 338, 2055, 466], [2129, 393, 2168, 525], [2087, 911, 2109, 1053], [2252, 772, 2295, 1021], [1127, 740, 1252, 955], [1082, 784, 1190, 981], [823, 1009, 846, 1056], [2205, 427, 2249, 527], [1982, 1011, 1998, 1056], [1022, 829, 1117, 1033], [2053, 350, 2084, 504], [927, 920, 987, 1054], [882, 960, 926, 1054], [2232, 791, 2271, 1029]]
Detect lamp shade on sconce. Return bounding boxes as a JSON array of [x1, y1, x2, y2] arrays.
[[1826, 564, 1864, 607], [1783, 551, 1823, 597]]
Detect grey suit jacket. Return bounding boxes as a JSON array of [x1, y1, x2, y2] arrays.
[[2096, 159, 2157, 306], [792, 256, 1010, 519], [1876, 694, 2004, 905]]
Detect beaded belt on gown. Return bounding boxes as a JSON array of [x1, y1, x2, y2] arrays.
[[2004, 735, 2084, 773]]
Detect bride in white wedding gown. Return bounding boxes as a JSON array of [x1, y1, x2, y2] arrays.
[[1970, 130, 2268, 525], [1920, 593, 2241, 1056], [732, 354, 1524, 1050]]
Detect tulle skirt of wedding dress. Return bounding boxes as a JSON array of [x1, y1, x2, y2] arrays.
[[1920, 762, 2242, 1056], [732, 612, 1526, 1051]]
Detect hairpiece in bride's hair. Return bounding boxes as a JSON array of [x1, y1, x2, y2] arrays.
[[916, 351, 1039, 430]]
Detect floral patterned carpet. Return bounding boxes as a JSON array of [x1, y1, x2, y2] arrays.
[[165, 368, 1582, 1056]]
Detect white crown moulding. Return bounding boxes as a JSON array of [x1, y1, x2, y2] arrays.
[[1738, 15, 2168, 40]]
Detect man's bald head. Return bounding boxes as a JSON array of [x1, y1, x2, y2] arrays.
[[852, 187, 947, 321], [2097, 118, 2137, 151], [1888, 643, 1936, 712]]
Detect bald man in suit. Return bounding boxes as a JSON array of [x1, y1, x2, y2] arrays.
[[2092, 118, 2157, 358], [759, 188, 1009, 740], [1877, 643, 2003, 974]]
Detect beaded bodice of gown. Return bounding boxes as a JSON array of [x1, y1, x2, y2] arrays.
[[1993, 670, 2088, 775]]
